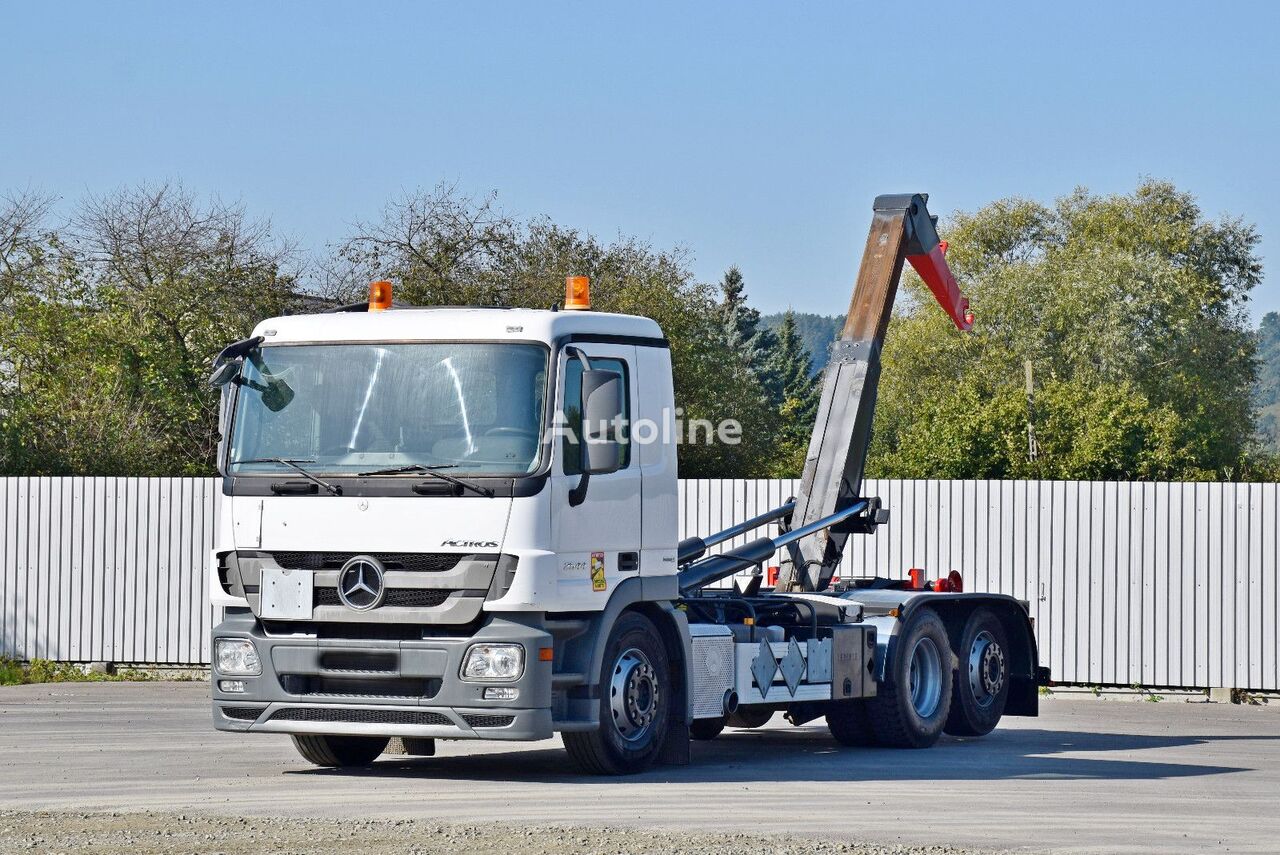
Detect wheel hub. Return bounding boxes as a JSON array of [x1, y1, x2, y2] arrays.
[[907, 636, 943, 719], [968, 630, 1006, 708], [609, 647, 659, 742]]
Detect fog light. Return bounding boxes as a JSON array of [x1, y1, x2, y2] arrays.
[[483, 686, 519, 701], [219, 679, 246, 693], [461, 643, 524, 681], [214, 638, 261, 676]]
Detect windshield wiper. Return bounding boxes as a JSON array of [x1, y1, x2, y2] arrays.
[[357, 463, 495, 498], [231, 457, 342, 496]]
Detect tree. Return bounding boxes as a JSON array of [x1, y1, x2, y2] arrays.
[[1257, 312, 1280, 452], [868, 180, 1265, 481], [765, 310, 821, 476], [0, 183, 299, 475], [718, 266, 777, 386], [762, 311, 843, 376]]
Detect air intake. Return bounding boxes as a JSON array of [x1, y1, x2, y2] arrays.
[[269, 708, 451, 727]]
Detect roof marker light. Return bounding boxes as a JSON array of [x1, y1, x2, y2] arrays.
[[368, 280, 393, 312], [564, 275, 591, 311]]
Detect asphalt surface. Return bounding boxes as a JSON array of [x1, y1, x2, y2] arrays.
[[1, 683, 1278, 854]]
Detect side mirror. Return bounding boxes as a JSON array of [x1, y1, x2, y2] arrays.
[[209, 360, 242, 388], [579, 369, 623, 475]]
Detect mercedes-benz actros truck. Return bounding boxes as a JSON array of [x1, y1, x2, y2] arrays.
[[208, 194, 1047, 774]]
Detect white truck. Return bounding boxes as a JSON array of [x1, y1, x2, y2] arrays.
[[208, 194, 1047, 774]]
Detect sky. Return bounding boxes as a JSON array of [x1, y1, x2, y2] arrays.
[[3, 1, 1279, 323]]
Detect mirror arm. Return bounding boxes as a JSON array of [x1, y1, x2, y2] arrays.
[[565, 345, 595, 506], [568, 472, 590, 507], [564, 345, 593, 371]]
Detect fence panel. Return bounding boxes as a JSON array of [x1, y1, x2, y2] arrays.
[[0, 477, 1276, 688]]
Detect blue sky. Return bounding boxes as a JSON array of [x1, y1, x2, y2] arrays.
[[4, 1, 1278, 322]]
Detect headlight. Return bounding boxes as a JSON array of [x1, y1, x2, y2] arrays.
[[215, 638, 261, 676], [461, 643, 524, 681]]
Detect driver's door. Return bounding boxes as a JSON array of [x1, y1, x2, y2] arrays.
[[550, 343, 642, 608]]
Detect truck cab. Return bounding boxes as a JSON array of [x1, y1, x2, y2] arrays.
[[211, 300, 689, 759]]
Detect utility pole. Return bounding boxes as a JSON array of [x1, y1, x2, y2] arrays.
[[1024, 359, 1039, 463]]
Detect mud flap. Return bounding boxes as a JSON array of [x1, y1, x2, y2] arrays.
[[657, 717, 690, 766]]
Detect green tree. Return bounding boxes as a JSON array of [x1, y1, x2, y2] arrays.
[[765, 310, 821, 476], [762, 311, 843, 376], [1257, 312, 1280, 451], [869, 180, 1265, 481], [718, 266, 776, 383], [0, 184, 299, 475]]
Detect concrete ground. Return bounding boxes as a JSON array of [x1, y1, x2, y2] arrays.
[[1, 682, 1278, 854]]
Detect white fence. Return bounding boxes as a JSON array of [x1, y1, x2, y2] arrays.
[[1, 477, 1276, 691]]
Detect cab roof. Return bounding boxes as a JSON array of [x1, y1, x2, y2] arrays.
[[250, 307, 665, 346]]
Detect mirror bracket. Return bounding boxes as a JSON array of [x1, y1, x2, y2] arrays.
[[568, 473, 590, 507]]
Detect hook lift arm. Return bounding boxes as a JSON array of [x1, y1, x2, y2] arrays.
[[676, 194, 970, 595], [772, 193, 972, 593]]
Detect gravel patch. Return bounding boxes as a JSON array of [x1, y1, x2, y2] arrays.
[[0, 810, 999, 855]]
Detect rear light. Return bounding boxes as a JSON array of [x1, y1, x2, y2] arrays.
[[908, 568, 925, 589]]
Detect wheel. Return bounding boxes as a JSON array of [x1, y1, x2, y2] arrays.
[[563, 612, 672, 775], [850, 608, 954, 748], [290, 734, 389, 767], [727, 708, 773, 729], [825, 700, 878, 746], [690, 717, 726, 740], [944, 608, 1011, 736]]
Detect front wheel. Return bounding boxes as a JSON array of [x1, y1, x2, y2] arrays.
[[944, 608, 1011, 736], [291, 734, 389, 767], [563, 612, 672, 775]]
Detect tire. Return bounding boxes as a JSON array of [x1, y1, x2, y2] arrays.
[[944, 608, 1011, 737], [825, 700, 877, 746], [727, 708, 773, 729], [563, 612, 671, 775], [856, 608, 954, 748], [690, 717, 726, 740], [290, 734, 389, 767]]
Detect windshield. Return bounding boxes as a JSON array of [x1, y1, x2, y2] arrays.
[[228, 343, 548, 476]]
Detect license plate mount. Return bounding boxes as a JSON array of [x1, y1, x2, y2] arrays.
[[259, 566, 313, 619]]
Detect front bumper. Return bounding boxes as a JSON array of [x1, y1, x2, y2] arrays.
[[211, 610, 554, 741]]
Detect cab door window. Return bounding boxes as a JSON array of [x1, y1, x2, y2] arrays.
[[561, 357, 630, 475]]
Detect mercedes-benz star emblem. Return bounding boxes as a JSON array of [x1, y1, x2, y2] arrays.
[[336, 556, 386, 611]]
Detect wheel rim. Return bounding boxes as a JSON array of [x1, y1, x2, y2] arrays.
[[609, 647, 659, 743], [967, 630, 1006, 709], [907, 636, 943, 719]]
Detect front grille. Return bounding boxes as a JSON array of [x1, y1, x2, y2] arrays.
[[269, 707, 452, 727], [267, 552, 476, 573], [220, 706, 265, 721], [461, 714, 515, 728], [314, 587, 453, 609]]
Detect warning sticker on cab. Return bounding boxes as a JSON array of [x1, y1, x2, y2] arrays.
[[590, 551, 607, 592]]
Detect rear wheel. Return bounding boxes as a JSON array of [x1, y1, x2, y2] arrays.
[[944, 608, 1010, 736], [290, 734, 389, 767], [563, 612, 671, 775], [833, 608, 953, 748]]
